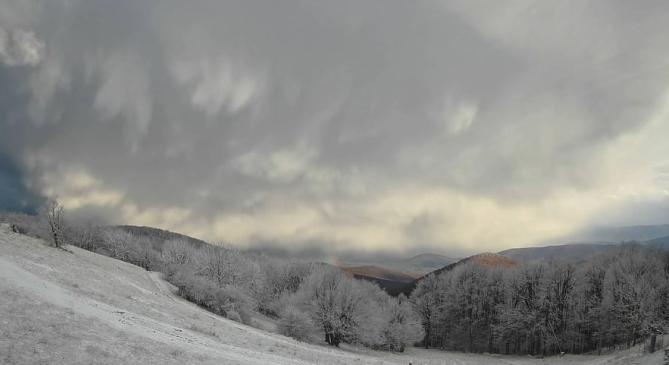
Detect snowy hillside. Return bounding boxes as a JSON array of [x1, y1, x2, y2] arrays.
[[0, 224, 663, 365]]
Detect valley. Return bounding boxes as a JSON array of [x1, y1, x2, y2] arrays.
[[0, 224, 663, 364]]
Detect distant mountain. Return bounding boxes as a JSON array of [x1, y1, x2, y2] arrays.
[[645, 235, 669, 250], [494, 224, 669, 265], [429, 253, 518, 277], [341, 253, 457, 277], [378, 253, 518, 297], [499, 225, 669, 265], [340, 265, 417, 282], [356, 275, 419, 297], [566, 224, 669, 243], [396, 253, 457, 275], [340, 265, 419, 296], [498, 243, 618, 264]]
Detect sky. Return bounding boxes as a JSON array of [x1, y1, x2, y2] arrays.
[[1, 0, 669, 257]]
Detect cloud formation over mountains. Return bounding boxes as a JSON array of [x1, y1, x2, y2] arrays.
[[1, 0, 669, 255]]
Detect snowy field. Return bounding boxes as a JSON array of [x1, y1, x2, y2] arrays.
[[0, 225, 663, 365]]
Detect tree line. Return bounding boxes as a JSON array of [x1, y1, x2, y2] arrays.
[[410, 245, 669, 355]]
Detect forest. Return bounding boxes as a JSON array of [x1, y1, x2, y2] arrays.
[[0, 207, 424, 352], [411, 245, 669, 355], [2, 204, 668, 356]]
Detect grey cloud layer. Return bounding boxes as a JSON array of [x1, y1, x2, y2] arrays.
[[1, 0, 669, 255]]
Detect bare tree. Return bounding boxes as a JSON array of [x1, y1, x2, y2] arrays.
[[41, 199, 65, 248]]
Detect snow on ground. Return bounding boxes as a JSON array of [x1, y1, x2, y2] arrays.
[[0, 224, 663, 365]]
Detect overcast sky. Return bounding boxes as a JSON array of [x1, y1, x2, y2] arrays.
[[1, 0, 669, 256]]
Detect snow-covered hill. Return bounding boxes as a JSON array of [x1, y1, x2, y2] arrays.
[[0, 224, 663, 365]]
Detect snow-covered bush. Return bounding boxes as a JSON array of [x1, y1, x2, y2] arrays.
[[226, 311, 242, 323], [378, 294, 424, 352], [278, 306, 313, 341]]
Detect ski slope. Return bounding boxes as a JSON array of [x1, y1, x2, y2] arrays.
[[0, 224, 662, 365]]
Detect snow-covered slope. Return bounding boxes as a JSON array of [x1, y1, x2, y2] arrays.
[[0, 224, 663, 365]]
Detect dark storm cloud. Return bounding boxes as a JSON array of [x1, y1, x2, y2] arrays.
[[1, 0, 668, 254], [0, 150, 42, 213]]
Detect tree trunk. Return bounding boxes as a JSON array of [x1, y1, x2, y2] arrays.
[[649, 334, 656, 353], [52, 230, 60, 248], [332, 334, 341, 347]]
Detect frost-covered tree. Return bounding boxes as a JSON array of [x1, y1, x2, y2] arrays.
[[161, 239, 194, 266], [443, 263, 489, 351], [64, 221, 100, 251], [290, 266, 388, 347], [602, 246, 665, 347], [128, 236, 160, 270], [380, 294, 424, 352], [299, 267, 356, 346], [260, 260, 313, 316], [101, 228, 135, 260], [278, 305, 313, 341], [543, 263, 576, 354], [410, 273, 441, 348]]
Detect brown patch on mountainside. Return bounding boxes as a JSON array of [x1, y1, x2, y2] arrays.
[[340, 265, 417, 283], [428, 253, 518, 278], [467, 252, 518, 268]]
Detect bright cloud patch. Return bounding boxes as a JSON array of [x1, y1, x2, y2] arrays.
[[172, 57, 263, 117], [0, 27, 44, 66]]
